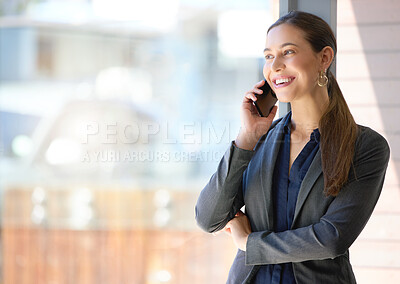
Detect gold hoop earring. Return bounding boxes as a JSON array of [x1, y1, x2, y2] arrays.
[[318, 69, 328, 87]]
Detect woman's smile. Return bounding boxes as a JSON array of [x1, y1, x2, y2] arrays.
[[272, 76, 296, 89]]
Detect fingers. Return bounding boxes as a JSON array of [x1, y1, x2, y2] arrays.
[[244, 91, 257, 103], [243, 89, 261, 104], [244, 80, 266, 102], [253, 80, 266, 94], [256, 79, 265, 86]]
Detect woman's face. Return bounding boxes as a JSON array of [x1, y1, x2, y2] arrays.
[[263, 23, 321, 103]]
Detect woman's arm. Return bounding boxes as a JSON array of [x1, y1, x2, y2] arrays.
[[244, 128, 390, 265], [195, 142, 254, 233], [195, 80, 278, 233]]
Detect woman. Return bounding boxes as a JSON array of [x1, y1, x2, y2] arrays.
[[195, 11, 390, 284]]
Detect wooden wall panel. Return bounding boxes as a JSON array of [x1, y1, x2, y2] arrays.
[[337, 0, 400, 282], [1, 188, 237, 284]]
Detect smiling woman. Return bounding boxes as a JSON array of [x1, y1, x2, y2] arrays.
[[196, 11, 390, 284]]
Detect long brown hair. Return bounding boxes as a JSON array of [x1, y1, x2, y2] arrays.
[[268, 11, 358, 196]]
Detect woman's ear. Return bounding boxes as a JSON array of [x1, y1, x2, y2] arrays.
[[320, 46, 334, 70]]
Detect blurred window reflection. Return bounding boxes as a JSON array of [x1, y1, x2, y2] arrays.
[[0, 0, 273, 283]]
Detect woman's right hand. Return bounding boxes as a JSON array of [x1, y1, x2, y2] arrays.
[[235, 80, 278, 150]]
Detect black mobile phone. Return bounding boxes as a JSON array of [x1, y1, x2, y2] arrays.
[[253, 80, 278, 117]]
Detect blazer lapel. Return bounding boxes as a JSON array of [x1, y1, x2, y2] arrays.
[[259, 118, 286, 230], [291, 148, 323, 227]]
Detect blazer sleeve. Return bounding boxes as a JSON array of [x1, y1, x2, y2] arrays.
[[195, 141, 255, 233], [245, 128, 390, 265]]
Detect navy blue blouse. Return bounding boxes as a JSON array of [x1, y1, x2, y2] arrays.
[[253, 112, 320, 283]]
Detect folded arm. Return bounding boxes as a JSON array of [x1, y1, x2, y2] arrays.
[[195, 142, 255, 233]]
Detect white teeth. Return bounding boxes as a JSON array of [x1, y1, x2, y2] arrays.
[[275, 78, 292, 84]]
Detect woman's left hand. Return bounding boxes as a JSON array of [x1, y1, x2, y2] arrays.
[[223, 211, 252, 251]]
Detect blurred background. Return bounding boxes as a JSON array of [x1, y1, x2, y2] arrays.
[[0, 0, 399, 283]]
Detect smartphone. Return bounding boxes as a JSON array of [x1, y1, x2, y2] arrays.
[[253, 80, 278, 117]]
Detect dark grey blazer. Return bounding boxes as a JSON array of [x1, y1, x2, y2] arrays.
[[195, 113, 390, 284]]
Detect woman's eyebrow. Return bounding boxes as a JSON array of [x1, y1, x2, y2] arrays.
[[264, 42, 298, 52]]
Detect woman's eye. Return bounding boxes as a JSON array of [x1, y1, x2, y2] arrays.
[[265, 54, 274, 60], [284, 49, 294, 55]]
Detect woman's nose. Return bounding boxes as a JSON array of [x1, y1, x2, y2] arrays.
[[272, 57, 285, 72]]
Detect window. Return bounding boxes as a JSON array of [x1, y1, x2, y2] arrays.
[[0, 1, 273, 282]]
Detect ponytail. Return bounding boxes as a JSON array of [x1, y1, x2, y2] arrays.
[[319, 71, 358, 196]]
